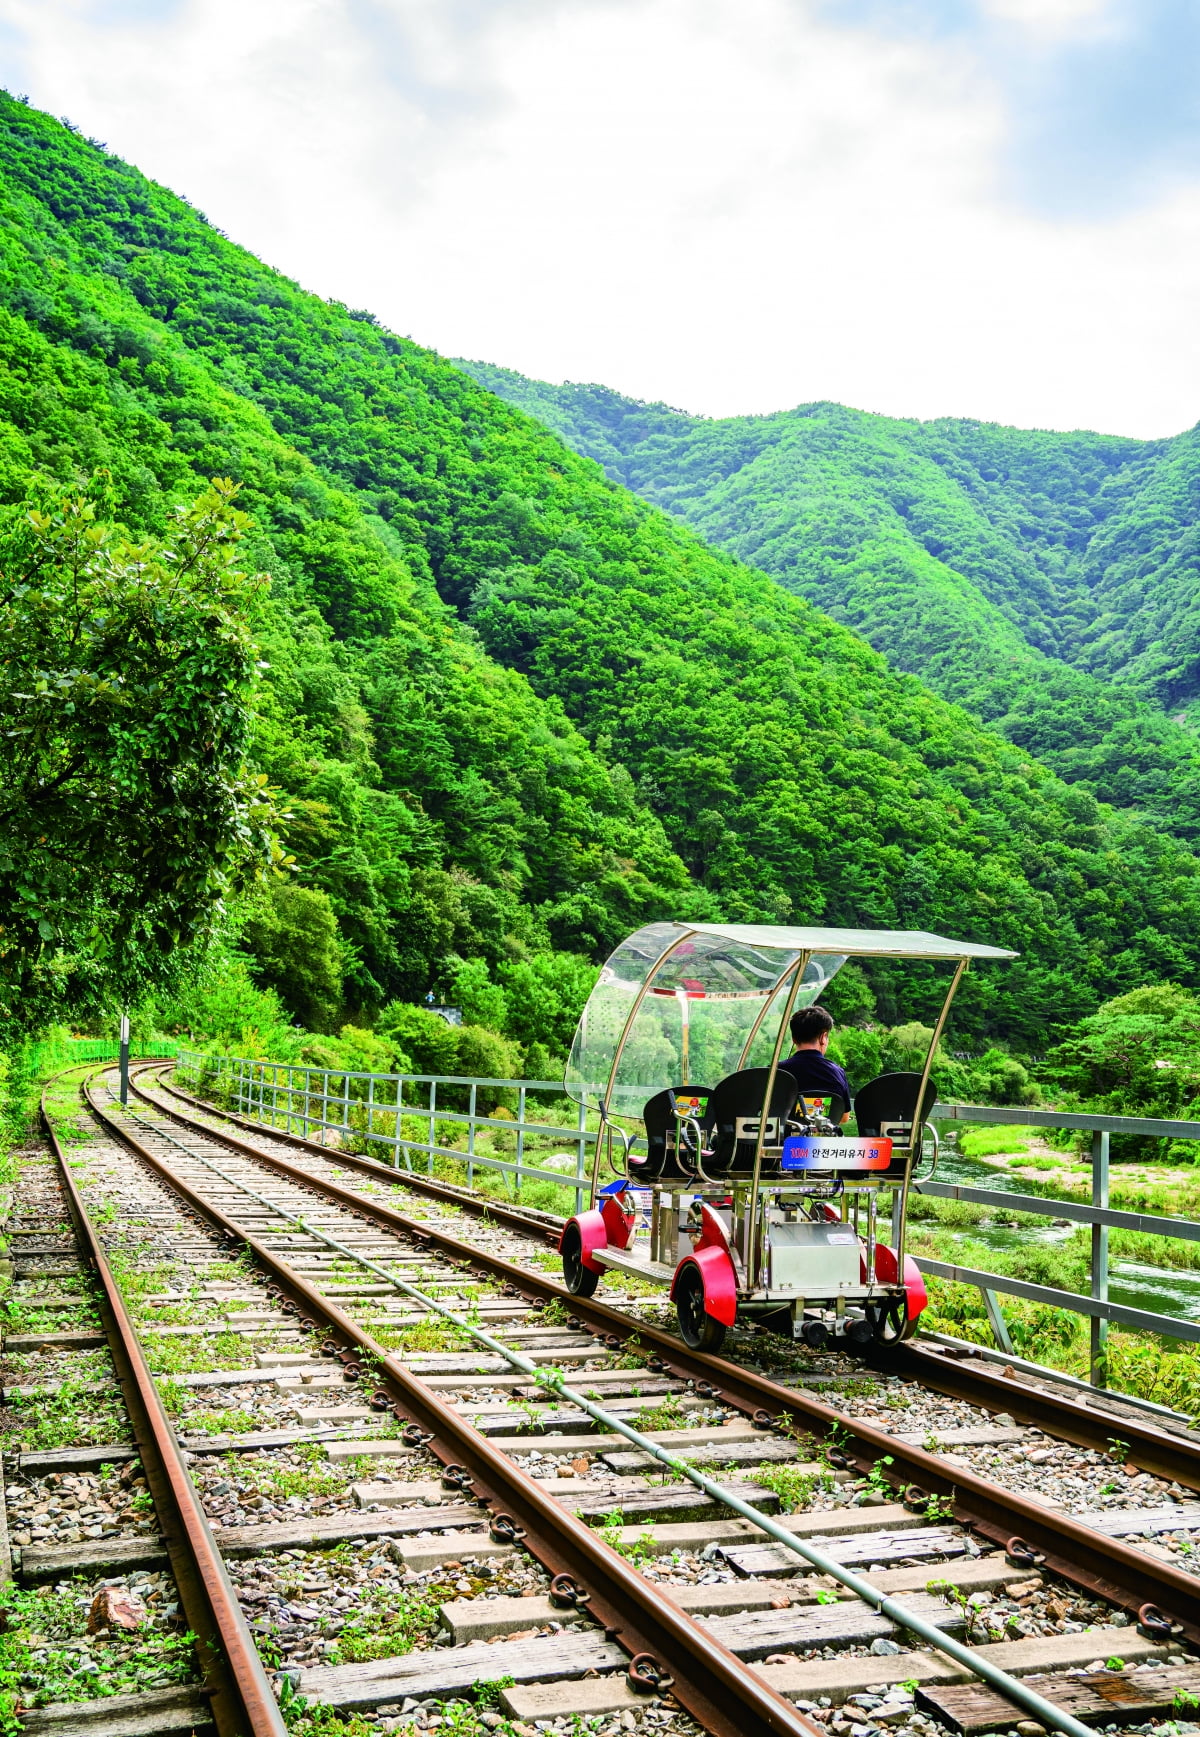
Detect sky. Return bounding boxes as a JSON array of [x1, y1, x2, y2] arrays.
[[1, 0, 1199, 436]]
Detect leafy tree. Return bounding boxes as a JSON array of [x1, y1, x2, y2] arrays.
[[465, 367, 1200, 842], [497, 951, 599, 1054], [239, 880, 343, 1032], [1042, 984, 1200, 1122], [376, 1003, 461, 1075], [0, 476, 272, 1036], [4, 93, 1200, 1048], [298, 1023, 405, 1074], [446, 956, 508, 1033]]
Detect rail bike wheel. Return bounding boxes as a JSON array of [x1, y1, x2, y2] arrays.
[[561, 1221, 600, 1297], [865, 1291, 916, 1345], [675, 1264, 727, 1353]]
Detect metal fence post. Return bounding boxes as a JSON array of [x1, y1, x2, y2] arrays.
[[575, 1099, 588, 1216], [428, 1080, 437, 1174], [516, 1086, 527, 1198], [981, 1287, 1014, 1355], [467, 1082, 477, 1190], [1092, 1129, 1111, 1387], [395, 1075, 405, 1170], [367, 1073, 375, 1151]]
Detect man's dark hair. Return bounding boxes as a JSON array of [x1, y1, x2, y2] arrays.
[[790, 1004, 834, 1046]]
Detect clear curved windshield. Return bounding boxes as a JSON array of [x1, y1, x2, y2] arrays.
[[564, 923, 846, 1120]]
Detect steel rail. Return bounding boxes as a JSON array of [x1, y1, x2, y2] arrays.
[[39, 1074, 288, 1737], [115, 1097, 1104, 1737], [149, 1069, 1200, 1482], [85, 1076, 816, 1737], [153, 1070, 564, 1246], [135, 1068, 1200, 1640]]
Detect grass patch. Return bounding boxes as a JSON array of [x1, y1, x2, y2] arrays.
[[323, 1580, 449, 1665], [0, 1580, 197, 1718], [631, 1395, 689, 1432], [133, 1303, 214, 1326], [200, 1260, 254, 1283], [106, 1249, 181, 1298], [1, 1377, 125, 1452], [238, 1456, 349, 1500], [958, 1126, 1037, 1160], [144, 1331, 257, 1374], [2, 1295, 98, 1334], [371, 1318, 468, 1354], [184, 1408, 262, 1435], [746, 1464, 835, 1511]]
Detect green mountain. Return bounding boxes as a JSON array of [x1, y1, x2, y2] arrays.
[[4, 95, 1200, 1043], [460, 367, 1200, 840]]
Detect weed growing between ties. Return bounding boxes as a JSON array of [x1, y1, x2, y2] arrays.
[[236, 1453, 350, 1501], [144, 1331, 258, 1375], [1, 1374, 124, 1452], [371, 1317, 469, 1354], [0, 1579, 198, 1721], [200, 1259, 255, 1283], [2, 1291, 98, 1336], [184, 1408, 261, 1435], [630, 1395, 689, 1432], [754, 1463, 836, 1511], [280, 1692, 550, 1737], [321, 1579, 450, 1664], [926, 1578, 992, 1644], [133, 1301, 219, 1326], [106, 1248, 183, 1300], [598, 1509, 658, 1563]]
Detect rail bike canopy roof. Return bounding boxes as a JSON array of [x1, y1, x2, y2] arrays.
[[565, 921, 1017, 1120]]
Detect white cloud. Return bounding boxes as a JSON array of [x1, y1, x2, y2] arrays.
[[981, 0, 1116, 41], [0, 0, 1198, 437]]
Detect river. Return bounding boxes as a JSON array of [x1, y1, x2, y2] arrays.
[[928, 1135, 1200, 1328]]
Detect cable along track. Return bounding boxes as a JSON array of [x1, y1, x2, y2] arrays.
[[46, 1069, 1194, 1737]]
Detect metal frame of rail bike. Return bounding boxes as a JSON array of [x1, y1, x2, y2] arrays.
[[558, 921, 1015, 1354]]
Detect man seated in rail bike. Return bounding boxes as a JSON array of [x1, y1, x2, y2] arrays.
[[778, 1005, 852, 1124]]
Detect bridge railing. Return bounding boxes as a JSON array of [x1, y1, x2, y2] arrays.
[[176, 1051, 1200, 1391], [176, 1050, 595, 1214], [923, 1101, 1200, 1391]]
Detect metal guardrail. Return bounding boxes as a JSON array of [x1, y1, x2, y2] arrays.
[[927, 1099, 1200, 1383], [176, 1053, 1200, 1385], [28, 1038, 178, 1072], [176, 1051, 596, 1214]]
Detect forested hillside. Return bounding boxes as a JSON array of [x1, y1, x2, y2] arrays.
[[463, 367, 1200, 839], [4, 93, 1200, 1046]]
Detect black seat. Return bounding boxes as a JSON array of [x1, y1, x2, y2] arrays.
[[853, 1072, 938, 1176], [640, 1087, 712, 1179], [702, 1067, 800, 1174], [792, 1090, 848, 1129]]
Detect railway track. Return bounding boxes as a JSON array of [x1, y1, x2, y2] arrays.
[[9, 1066, 1200, 1737]]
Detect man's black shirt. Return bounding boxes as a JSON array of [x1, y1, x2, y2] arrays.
[[778, 1048, 852, 1108]]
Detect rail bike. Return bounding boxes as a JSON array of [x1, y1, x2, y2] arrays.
[[559, 922, 1014, 1353]]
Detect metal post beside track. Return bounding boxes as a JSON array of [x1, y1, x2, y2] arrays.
[[576, 1097, 588, 1215], [1092, 1128, 1111, 1388], [467, 1082, 477, 1190]]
